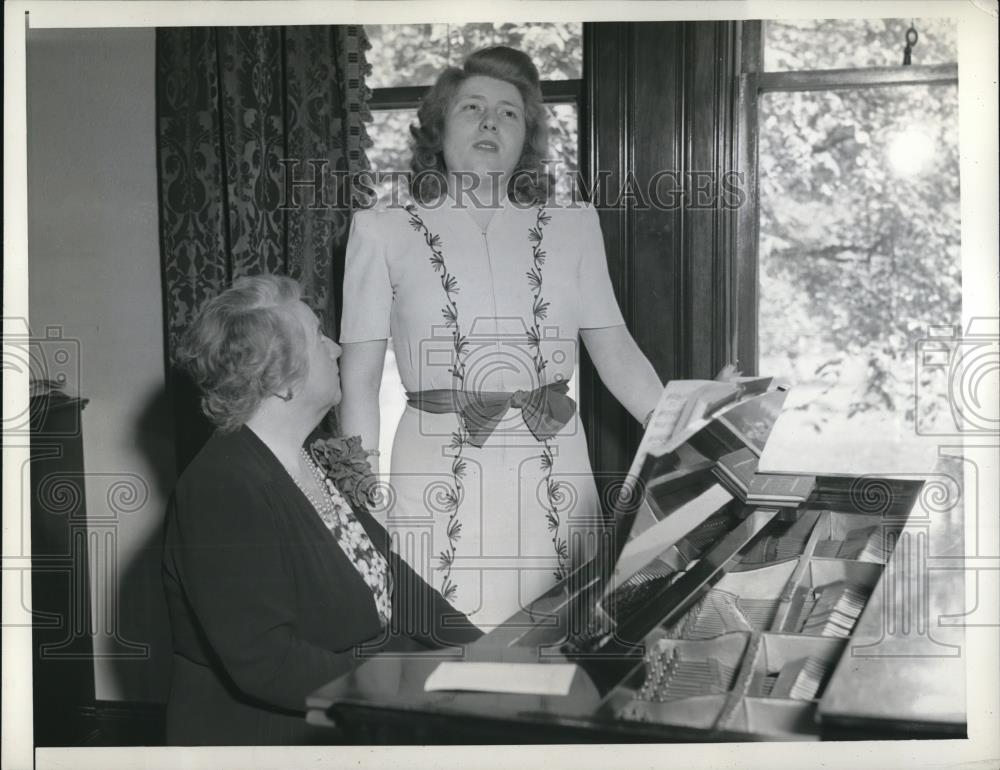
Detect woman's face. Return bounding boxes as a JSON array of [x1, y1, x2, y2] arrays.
[[290, 301, 342, 408], [442, 75, 526, 187]]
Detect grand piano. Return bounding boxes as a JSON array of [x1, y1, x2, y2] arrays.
[[308, 384, 967, 743]]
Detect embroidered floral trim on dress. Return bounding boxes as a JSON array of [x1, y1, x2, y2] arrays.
[[405, 202, 569, 599], [405, 203, 466, 603], [526, 207, 568, 581]]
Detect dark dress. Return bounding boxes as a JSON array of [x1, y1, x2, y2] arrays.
[[162, 426, 481, 745]]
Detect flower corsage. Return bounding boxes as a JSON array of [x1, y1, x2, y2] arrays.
[[307, 434, 378, 513]]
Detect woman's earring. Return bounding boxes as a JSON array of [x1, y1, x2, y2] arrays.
[[276, 390, 294, 402]]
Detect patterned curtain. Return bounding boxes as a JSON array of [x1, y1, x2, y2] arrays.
[[155, 25, 371, 466]]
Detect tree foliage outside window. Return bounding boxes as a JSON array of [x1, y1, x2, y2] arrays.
[[758, 19, 960, 436], [366, 22, 582, 87], [764, 17, 958, 70]]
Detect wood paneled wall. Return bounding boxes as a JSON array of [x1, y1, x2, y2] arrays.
[[580, 21, 749, 490]]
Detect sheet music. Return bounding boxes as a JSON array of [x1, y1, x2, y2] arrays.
[[619, 380, 742, 500], [423, 662, 578, 696]]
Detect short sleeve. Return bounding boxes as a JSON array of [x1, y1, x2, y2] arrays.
[[577, 204, 626, 329], [340, 209, 392, 342]]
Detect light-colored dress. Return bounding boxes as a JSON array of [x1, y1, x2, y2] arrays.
[[341, 195, 625, 628]]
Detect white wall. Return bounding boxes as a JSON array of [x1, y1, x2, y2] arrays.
[[27, 27, 174, 702]]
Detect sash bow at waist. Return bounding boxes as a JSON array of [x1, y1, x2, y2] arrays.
[[406, 381, 576, 448]]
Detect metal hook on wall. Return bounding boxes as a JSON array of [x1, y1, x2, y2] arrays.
[[902, 22, 919, 66]]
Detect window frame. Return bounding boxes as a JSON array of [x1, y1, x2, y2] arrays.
[[368, 80, 583, 111], [735, 20, 959, 375]]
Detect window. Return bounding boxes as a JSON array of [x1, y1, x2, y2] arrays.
[[763, 18, 958, 71], [365, 23, 582, 87], [362, 23, 584, 472], [752, 19, 960, 442]]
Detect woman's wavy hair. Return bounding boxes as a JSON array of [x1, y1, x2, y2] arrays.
[[409, 46, 553, 205], [174, 274, 309, 432]]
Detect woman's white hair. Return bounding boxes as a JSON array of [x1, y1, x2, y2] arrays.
[[174, 274, 309, 432]]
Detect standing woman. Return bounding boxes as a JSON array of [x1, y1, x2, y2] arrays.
[[340, 46, 662, 629]]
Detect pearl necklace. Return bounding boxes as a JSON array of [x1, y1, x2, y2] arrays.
[[292, 449, 342, 525]]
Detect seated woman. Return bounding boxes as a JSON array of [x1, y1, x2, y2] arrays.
[[162, 274, 481, 746]]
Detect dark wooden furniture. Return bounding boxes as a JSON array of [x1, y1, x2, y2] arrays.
[[30, 394, 96, 746]]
